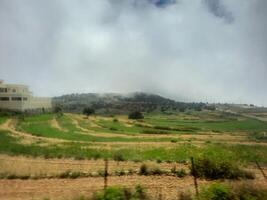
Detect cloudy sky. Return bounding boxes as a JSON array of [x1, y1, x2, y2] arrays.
[[0, 0, 267, 105]]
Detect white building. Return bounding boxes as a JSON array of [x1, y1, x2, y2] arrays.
[[0, 80, 52, 111]]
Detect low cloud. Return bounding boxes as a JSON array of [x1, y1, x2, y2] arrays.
[[0, 0, 266, 106]]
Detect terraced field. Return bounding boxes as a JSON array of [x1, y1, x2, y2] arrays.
[[0, 111, 267, 200]]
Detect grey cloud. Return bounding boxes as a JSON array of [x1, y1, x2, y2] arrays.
[[0, 0, 267, 106], [203, 0, 234, 23]]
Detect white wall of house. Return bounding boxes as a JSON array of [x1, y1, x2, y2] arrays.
[[0, 81, 52, 111]]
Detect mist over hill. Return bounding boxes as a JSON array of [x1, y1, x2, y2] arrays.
[[53, 92, 207, 114]]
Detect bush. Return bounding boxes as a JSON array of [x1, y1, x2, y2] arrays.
[[128, 111, 144, 120], [171, 167, 187, 177], [179, 192, 192, 200], [199, 183, 231, 200], [113, 153, 125, 162], [175, 169, 187, 178], [139, 164, 149, 175], [83, 107, 95, 117], [192, 158, 255, 180], [198, 183, 267, 200], [114, 170, 126, 176], [92, 185, 149, 200], [150, 167, 164, 175], [232, 182, 267, 200]]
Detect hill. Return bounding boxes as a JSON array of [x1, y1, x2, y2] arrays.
[[52, 92, 206, 114]]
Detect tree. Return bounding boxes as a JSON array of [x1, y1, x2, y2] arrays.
[[83, 107, 95, 117], [54, 105, 62, 113], [128, 111, 144, 120], [53, 105, 63, 117]]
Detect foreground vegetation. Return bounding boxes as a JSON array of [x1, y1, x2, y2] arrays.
[[0, 110, 267, 164], [45, 183, 267, 200], [0, 109, 266, 200], [0, 129, 266, 163]]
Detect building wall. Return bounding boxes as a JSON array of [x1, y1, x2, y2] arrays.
[[0, 81, 52, 111]]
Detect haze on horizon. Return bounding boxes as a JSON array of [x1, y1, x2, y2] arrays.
[[0, 0, 267, 106]]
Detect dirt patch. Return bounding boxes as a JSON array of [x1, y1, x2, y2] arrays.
[[0, 176, 266, 200], [50, 118, 68, 132], [0, 155, 189, 176], [0, 176, 199, 200]]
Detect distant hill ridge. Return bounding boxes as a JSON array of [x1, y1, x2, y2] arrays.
[[53, 92, 205, 114]]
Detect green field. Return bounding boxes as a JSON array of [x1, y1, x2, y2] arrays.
[[0, 111, 267, 164], [0, 129, 267, 163]]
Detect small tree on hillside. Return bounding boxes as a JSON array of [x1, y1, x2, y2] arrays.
[[128, 111, 144, 120], [83, 107, 95, 118], [54, 105, 63, 117]]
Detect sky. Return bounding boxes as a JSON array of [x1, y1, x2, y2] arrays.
[[0, 0, 267, 106]]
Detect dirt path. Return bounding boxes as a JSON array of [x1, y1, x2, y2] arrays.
[[67, 114, 253, 142], [0, 119, 68, 144], [0, 118, 266, 147], [50, 118, 67, 132]]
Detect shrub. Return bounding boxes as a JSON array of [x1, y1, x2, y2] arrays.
[[192, 158, 255, 180], [232, 182, 267, 200], [127, 169, 134, 175], [139, 164, 149, 175], [142, 129, 170, 134], [171, 167, 187, 177], [113, 152, 125, 162], [109, 127, 118, 131], [92, 187, 124, 200], [199, 183, 231, 200], [198, 183, 267, 200], [171, 139, 178, 143], [128, 111, 144, 120], [150, 167, 164, 175], [134, 185, 148, 200], [92, 185, 149, 200], [179, 192, 192, 200], [114, 170, 126, 176], [83, 107, 95, 117], [175, 169, 187, 178]]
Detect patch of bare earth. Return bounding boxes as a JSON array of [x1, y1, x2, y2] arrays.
[[0, 176, 266, 200], [50, 118, 67, 132], [0, 155, 189, 176]]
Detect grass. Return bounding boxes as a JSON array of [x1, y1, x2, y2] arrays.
[[17, 115, 174, 142], [145, 115, 267, 133], [191, 158, 255, 179], [92, 185, 149, 200], [0, 116, 7, 124], [198, 182, 267, 200], [1, 130, 267, 163]]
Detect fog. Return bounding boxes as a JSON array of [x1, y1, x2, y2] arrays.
[[0, 0, 267, 106]]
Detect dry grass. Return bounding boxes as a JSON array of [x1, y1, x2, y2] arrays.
[[0, 155, 189, 177], [50, 118, 68, 132]]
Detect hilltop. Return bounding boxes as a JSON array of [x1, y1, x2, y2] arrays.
[[52, 92, 206, 114]]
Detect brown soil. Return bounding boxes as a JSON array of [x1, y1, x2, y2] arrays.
[[0, 155, 188, 176], [50, 118, 67, 132], [0, 176, 266, 200]]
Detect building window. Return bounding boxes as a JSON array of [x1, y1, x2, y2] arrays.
[[11, 97, 22, 101], [0, 97, 9, 101], [23, 97, 27, 101], [0, 88, 7, 93], [12, 89, 16, 93]]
